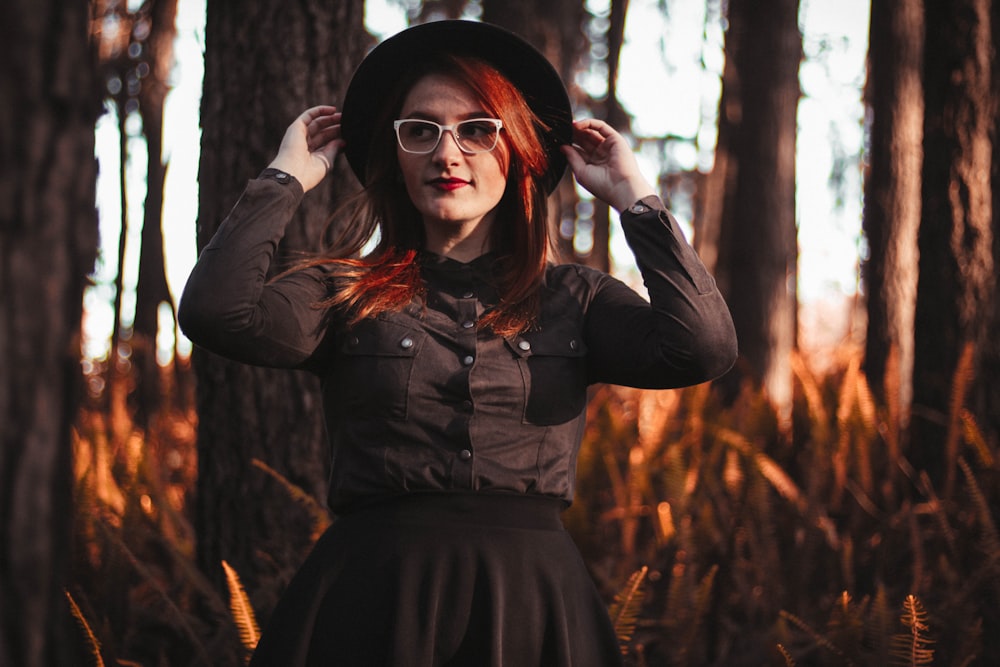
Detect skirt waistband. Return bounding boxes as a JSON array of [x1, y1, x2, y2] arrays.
[[337, 492, 567, 531]]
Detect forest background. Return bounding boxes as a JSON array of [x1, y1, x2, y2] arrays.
[[2, 0, 999, 666]]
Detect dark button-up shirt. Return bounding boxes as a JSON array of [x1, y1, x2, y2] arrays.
[[179, 176, 736, 512]]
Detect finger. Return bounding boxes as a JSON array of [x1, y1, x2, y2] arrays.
[[308, 110, 341, 127], [560, 144, 589, 174], [573, 118, 615, 137], [299, 105, 339, 123], [306, 124, 342, 152], [570, 126, 606, 154]]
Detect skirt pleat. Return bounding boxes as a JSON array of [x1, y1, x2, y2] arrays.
[[248, 493, 624, 667]]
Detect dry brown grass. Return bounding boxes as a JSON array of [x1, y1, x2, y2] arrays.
[[70, 343, 999, 666]]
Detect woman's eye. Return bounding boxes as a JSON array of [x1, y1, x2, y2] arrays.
[[459, 122, 490, 138], [409, 123, 434, 138]]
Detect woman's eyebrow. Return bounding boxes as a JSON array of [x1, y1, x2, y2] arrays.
[[400, 110, 493, 121]]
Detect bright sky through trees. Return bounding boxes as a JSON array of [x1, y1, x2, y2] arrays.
[[87, 0, 868, 361]]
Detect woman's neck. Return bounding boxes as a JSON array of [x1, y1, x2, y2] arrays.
[[422, 217, 494, 262]]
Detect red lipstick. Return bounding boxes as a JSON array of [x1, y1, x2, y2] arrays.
[[430, 177, 469, 191]]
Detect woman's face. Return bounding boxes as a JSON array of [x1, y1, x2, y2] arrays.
[[396, 73, 509, 243]]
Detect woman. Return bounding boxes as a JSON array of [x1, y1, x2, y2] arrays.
[[179, 20, 736, 667]]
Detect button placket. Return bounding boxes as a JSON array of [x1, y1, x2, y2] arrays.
[[456, 291, 478, 369]]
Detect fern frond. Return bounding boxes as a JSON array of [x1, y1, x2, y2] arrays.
[[714, 428, 804, 510], [960, 409, 994, 468], [826, 591, 866, 662], [958, 457, 1000, 558], [870, 584, 893, 666], [889, 595, 934, 666], [944, 341, 976, 496], [608, 566, 648, 655], [95, 518, 215, 666], [753, 451, 806, 513], [65, 590, 105, 667], [776, 643, 796, 666], [723, 448, 744, 497], [779, 610, 853, 665], [656, 501, 676, 543], [678, 564, 718, 662], [917, 470, 960, 559], [222, 559, 261, 658], [790, 350, 829, 438], [250, 458, 332, 538], [854, 368, 878, 433]]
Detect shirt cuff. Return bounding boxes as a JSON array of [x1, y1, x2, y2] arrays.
[[622, 194, 665, 216], [257, 167, 298, 186]]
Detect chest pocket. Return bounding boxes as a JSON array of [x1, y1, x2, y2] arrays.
[[506, 327, 588, 426], [337, 318, 425, 421]]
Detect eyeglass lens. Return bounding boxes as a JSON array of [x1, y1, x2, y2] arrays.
[[396, 119, 501, 154]]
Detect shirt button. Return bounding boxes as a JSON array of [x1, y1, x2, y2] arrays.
[[462, 355, 475, 366], [458, 449, 473, 461], [518, 340, 531, 351], [569, 339, 578, 351], [348, 336, 359, 347], [399, 337, 414, 349], [461, 400, 473, 412], [461, 320, 475, 329], [462, 291, 475, 299]]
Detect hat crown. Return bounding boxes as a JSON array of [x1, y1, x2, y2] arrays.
[[341, 20, 572, 194]]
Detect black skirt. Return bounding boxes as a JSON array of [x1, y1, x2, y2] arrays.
[[248, 492, 625, 667]]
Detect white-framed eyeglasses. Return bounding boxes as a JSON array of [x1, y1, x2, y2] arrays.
[[393, 118, 504, 155]]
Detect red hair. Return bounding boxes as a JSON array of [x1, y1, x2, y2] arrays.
[[295, 55, 553, 335]]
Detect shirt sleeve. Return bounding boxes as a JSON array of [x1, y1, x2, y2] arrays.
[[583, 196, 738, 388], [177, 176, 333, 368]]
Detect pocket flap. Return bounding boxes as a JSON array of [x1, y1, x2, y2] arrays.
[[505, 329, 587, 359], [341, 318, 424, 357]]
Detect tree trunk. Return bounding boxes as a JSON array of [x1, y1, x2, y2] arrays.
[[481, 0, 588, 265], [110, 102, 129, 367], [0, 1, 101, 665], [911, 0, 993, 496], [133, 0, 179, 427], [584, 0, 630, 275], [194, 0, 367, 624], [862, 0, 923, 437], [983, 0, 1000, 460], [707, 0, 801, 423]]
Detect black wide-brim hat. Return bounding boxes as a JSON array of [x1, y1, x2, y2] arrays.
[[341, 20, 573, 194]]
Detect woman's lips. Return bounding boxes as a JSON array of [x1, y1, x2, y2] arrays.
[[429, 177, 469, 191]]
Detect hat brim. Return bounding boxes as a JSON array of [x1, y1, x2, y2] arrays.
[[341, 20, 573, 194]]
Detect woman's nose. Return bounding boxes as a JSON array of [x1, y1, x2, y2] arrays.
[[432, 129, 464, 162]]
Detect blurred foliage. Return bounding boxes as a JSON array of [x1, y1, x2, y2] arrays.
[[69, 340, 999, 665]]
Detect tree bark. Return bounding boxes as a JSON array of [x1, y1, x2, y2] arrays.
[[912, 0, 993, 495], [194, 0, 367, 624], [0, 1, 101, 665], [706, 0, 801, 423], [862, 0, 923, 432], [481, 0, 588, 265], [133, 0, 179, 427], [983, 0, 1000, 458], [584, 0, 630, 275]]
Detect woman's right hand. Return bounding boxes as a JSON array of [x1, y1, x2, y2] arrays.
[[267, 105, 344, 193]]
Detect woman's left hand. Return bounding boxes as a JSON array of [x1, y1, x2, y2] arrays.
[[268, 105, 344, 193], [562, 119, 656, 212]]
